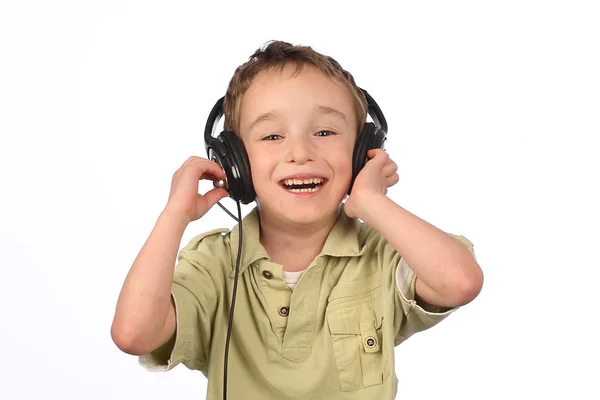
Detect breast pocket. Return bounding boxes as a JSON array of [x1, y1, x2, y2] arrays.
[[326, 275, 390, 392]]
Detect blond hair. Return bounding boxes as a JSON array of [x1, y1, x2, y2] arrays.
[[223, 40, 368, 134]]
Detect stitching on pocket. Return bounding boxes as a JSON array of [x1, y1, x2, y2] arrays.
[[327, 274, 383, 311], [329, 273, 382, 300]]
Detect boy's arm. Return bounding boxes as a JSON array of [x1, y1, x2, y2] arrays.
[[358, 193, 482, 308], [111, 210, 186, 355], [345, 149, 483, 309], [111, 156, 228, 356]]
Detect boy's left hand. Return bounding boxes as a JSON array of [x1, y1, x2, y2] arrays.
[[344, 149, 399, 219]]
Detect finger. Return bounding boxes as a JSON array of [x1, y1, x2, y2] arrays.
[[189, 160, 227, 181], [188, 157, 225, 174], [205, 162, 227, 180], [203, 187, 229, 207], [382, 161, 397, 177], [388, 158, 397, 171], [366, 148, 384, 159], [182, 156, 223, 174], [367, 149, 390, 167], [177, 157, 215, 179], [182, 155, 204, 167], [386, 173, 400, 187], [202, 169, 227, 183]]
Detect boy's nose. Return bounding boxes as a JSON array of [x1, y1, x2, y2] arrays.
[[284, 135, 315, 164]]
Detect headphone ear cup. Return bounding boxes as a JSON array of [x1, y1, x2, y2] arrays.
[[348, 123, 387, 195], [220, 131, 256, 204]]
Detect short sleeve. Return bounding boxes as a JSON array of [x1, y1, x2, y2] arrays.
[[448, 233, 476, 261], [138, 229, 228, 373], [389, 233, 476, 345]]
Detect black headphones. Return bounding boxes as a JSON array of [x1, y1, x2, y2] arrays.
[[204, 88, 388, 204]]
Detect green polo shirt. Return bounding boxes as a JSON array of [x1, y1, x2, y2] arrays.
[[139, 207, 475, 399]]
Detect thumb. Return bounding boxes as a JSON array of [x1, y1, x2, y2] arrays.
[[203, 187, 229, 208], [367, 149, 387, 166]]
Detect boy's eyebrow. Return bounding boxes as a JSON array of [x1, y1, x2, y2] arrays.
[[247, 105, 348, 131], [248, 111, 278, 131], [315, 105, 347, 124]]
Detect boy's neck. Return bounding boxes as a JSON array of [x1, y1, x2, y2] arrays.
[[257, 206, 341, 272]]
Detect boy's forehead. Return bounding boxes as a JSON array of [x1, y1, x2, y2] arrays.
[[239, 65, 356, 129]]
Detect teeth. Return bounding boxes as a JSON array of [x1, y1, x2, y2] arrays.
[[287, 187, 320, 193], [283, 177, 324, 185]]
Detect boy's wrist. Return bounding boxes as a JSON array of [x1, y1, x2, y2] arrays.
[[352, 191, 388, 219], [353, 192, 393, 224], [160, 207, 192, 228]]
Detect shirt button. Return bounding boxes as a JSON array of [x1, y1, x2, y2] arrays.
[[278, 306, 289, 317], [365, 337, 377, 348], [262, 270, 273, 279]]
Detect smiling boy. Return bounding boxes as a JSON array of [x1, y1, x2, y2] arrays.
[[111, 40, 483, 399]]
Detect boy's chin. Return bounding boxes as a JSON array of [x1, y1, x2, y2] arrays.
[[282, 209, 333, 225], [257, 200, 342, 225]]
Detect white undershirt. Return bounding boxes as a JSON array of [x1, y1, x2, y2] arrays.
[[281, 269, 305, 291]]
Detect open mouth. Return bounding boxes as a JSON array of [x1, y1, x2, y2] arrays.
[[280, 177, 327, 193]]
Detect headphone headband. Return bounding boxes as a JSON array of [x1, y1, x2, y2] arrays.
[[360, 88, 387, 133], [204, 96, 225, 153]]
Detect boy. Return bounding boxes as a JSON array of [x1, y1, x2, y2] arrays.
[[111, 40, 483, 399]]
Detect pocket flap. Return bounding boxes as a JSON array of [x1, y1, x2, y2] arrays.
[[329, 273, 382, 300], [327, 305, 383, 335]]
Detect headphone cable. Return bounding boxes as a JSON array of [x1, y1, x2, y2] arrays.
[[217, 201, 239, 222], [223, 200, 242, 400]]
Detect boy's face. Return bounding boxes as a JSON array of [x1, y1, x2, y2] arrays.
[[238, 64, 358, 226]]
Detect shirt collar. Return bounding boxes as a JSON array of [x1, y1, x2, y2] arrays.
[[228, 205, 365, 277], [320, 205, 365, 258], [228, 208, 269, 277]]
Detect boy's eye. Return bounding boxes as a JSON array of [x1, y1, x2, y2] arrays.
[[263, 134, 282, 141], [316, 130, 335, 137]]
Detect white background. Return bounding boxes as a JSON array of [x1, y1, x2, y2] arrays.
[[1, 1, 598, 399]]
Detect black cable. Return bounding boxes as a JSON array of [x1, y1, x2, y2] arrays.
[[217, 201, 239, 222], [223, 200, 242, 400]]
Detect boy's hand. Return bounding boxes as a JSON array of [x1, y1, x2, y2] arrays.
[[344, 149, 399, 219], [163, 156, 228, 223]]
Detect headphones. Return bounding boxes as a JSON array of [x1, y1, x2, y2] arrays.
[[204, 88, 388, 204]]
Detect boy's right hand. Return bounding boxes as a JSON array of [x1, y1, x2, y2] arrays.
[[163, 156, 228, 223]]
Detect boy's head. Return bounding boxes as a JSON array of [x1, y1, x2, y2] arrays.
[[211, 40, 378, 226]]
